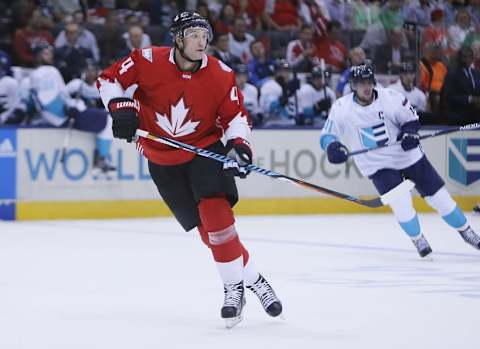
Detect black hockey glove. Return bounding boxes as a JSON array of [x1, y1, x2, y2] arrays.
[[108, 97, 139, 142], [4, 109, 26, 125], [327, 141, 348, 164], [398, 120, 420, 151], [313, 98, 332, 114], [223, 138, 253, 178]]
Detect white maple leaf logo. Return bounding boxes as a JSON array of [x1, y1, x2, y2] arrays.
[[155, 98, 200, 137]]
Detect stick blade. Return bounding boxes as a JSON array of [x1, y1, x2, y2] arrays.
[[380, 179, 415, 205]]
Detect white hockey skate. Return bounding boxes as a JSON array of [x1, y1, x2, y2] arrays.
[[221, 281, 245, 329]]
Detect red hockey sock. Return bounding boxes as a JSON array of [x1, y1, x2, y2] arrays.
[[198, 197, 243, 263]]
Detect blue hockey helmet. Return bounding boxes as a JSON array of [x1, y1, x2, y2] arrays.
[[170, 11, 213, 43], [350, 63, 376, 85]]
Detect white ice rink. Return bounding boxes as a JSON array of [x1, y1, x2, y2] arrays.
[[1, 214, 479, 349]]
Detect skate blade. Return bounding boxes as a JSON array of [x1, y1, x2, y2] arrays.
[[225, 315, 243, 329], [91, 169, 115, 180]]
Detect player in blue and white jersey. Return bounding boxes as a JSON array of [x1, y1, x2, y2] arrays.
[[0, 50, 27, 124], [22, 42, 115, 176], [320, 63, 480, 257]]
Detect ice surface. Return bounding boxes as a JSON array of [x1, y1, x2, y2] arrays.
[[1, 214, 479, 349]]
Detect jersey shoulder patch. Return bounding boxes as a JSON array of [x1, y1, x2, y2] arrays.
[[141, 48, 153, 63]]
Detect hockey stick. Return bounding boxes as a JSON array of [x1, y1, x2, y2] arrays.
[[60, 117, 75, 163], [347, 122, 480, 157], [135, 129, 414, 208]]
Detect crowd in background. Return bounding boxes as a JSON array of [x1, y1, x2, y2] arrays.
[[0, 0, 480, 129]]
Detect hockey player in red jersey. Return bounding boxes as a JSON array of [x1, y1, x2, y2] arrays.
[[97, 11, 282, 328]]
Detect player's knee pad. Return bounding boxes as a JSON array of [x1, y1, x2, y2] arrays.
[[198, 196, 234, 232], [389, 192, 416, 223], [424, 186, 457, 216]]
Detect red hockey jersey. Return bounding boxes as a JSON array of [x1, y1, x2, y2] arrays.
[[98, 47, 251, 165]]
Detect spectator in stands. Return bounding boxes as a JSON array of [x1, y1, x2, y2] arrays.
[[421, 9, 448, 55], [442, 0, 465, 27], [230, 0, 265, 31], [55, 22, 95, 81], [388, 62, 427, 113], [55, 10, 100, 62], [326, 0, 351, 30], [286, 24, 319, 72], [212, 32, 242, 68], [13, 9, 54, 67], [48, 0, 85, 23], [419, 42, 448, 114], [247, 39, 275, 87], [0, 50, 26, 125], [195, 1, 215, 28], [470, 0, 480, 27], [264, 0, 301, 32], [22, 41, 115, 176], [315, 20, 348, 73], [87, 0, 116, 24], [403, 0, 433, 29], [96, 10, 128, 66], [350, 0, 381, 30], [116, 0, 151, 26], [228, 17, 255, 63], [443, 46, 480, 125], [123, 24, 151, 50], [234, 63, 262, 126], [447, 10, 474, 53], [360, 0, 406, 56], [295, 65, 336, 125], [214, 2, 236, 33], [374, 27, 410, 74], [335, 46, 366, 97], [149, 0, 177, 26]]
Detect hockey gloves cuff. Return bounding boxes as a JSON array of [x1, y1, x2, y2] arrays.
[[223, 138, 253, 178], [327, 141, 348, 164], [108, 97, 140, 142], [399, 120, 421, 151]]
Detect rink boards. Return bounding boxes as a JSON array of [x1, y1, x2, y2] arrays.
[[0, 127, 479, 220]]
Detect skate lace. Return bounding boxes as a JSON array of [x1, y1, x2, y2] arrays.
[[250, 278, 278, 309], [223, 283, 243, 308], [461, 228, 480, 245]]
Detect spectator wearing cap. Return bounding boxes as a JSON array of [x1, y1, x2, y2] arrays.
[[286, 24, 318, 72], [247, 39, 275, 88], [13, 9, 54, 67], [55, 22, 95, 82], [234, 63, 262, 126], [54, 10, 101, 63], [315, 20, 348, 73], [212, 32, 242, 69], [388, 62, 427, 112], [443, 46, 480, 125]]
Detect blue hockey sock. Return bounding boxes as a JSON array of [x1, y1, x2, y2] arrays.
[[442, 206, 468, 230], [399, 215, 421, 237], [96, 138, 112, 158]]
